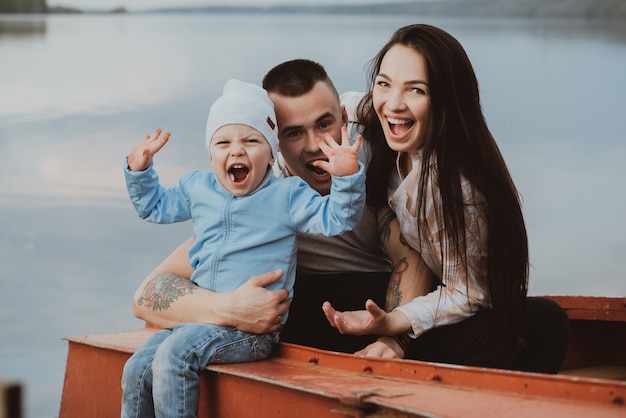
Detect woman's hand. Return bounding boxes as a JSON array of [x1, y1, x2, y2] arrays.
[[354, 336, 405, 359], [322, 298, 385, 335], [322, 298, 409, 336]]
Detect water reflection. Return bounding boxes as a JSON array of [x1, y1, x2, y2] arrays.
[[529, 18, 626, 44], [0, 17, 46, 37]]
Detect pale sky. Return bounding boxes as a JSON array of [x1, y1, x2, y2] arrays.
[[47, 0, 405, 12]]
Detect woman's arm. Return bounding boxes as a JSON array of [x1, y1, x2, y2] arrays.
[[355, 208, 435, 358], [323, 207, 434, 356], [132, 237, 291, 333], [378, 207, 434, 312], [392, 183, 490, 339]]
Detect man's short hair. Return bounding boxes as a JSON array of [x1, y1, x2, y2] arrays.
[[262, 59, 339, 99]]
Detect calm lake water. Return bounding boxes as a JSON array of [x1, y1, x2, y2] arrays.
[[1, 13, 625, 417]]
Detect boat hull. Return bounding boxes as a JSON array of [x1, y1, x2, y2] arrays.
[[59, 296, 626, 417]]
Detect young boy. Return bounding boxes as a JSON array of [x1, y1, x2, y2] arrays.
[[121, 79, 365, 417]]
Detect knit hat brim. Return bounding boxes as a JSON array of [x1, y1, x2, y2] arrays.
[[205, 79, 279, 162]]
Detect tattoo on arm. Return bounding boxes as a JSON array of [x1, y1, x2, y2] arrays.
[[379, 208, 411, 249], [378, 208, 395, 245], [137, 272, 195, 312], [386, 257, 407, 311]]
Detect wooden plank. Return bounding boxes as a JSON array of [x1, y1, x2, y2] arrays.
[[560, 366, 626, 381], [545, 296, 626, 321], [211, 342, 626, 405], [206, 355, 626, 418], [59, 341, 128, 418], [0, 381, 22, 418]]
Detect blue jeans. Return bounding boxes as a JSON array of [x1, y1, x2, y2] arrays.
[[121, 323, 279, 418]]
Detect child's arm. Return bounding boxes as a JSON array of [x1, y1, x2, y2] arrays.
[[289, 125, 364, 237], [125, 129, 192, 223], [312, 125, 361, 177], [128, 128, 171, 171]]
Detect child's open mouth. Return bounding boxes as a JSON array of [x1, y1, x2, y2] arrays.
[[228, 164, 249, 183]]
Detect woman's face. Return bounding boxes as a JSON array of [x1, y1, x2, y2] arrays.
[[373, 44, 431, 154]]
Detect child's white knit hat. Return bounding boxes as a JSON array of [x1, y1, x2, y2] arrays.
[[205, 79, 279, 161]]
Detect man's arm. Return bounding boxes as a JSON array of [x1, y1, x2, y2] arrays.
[[132, 237, 291, 333]]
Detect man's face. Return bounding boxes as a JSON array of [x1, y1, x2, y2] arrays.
[[269, 81, 347, 196]]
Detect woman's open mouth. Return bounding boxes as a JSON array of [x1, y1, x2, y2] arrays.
[[387, 117, 415, 136]]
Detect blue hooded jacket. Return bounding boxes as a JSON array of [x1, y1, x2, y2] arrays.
[[124, 160, 365, 323]]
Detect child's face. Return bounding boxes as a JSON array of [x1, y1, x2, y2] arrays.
[[210, 124, 273, 196]]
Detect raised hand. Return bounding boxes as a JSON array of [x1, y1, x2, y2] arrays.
[[312, 125, 362, 177], [127, 128, 171, 172]]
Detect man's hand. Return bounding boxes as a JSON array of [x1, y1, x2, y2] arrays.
[[224, 270, 290, 334], [313, 125, 361, 177], [128, 128, 171, 171]]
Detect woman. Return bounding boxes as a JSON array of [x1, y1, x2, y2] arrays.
[[324, 24, 544, 369]]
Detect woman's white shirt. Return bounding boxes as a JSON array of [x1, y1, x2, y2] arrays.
[[389, 150, 491, 338]]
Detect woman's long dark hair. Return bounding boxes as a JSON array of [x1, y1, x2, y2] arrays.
[[360, 24, 528, 343]]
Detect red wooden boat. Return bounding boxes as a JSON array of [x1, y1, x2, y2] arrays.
[[59, 296, 626, 417]]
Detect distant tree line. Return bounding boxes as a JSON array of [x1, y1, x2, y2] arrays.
[[2, 0, 625, 17], [356, 0, 626, 19], [0, 0, 47, 13], [266, 0, 626, 19]]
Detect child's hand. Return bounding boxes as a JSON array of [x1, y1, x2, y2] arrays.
[[127, 128, 171, 172], [313, 125, 361, 177]]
